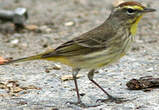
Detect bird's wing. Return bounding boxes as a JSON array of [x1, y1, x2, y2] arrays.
[[42, 23, 115, 57]]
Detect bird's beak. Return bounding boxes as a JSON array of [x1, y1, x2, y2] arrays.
[[142, 8, 156, 13]]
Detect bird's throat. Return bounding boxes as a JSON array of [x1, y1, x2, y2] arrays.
[[130, 15, 143, 36]]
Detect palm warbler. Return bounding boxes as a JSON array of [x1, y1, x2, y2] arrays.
[[0, 1, 156, 107]]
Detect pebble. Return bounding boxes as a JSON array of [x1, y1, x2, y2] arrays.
[[147, 67, 154, 72], [53, 64, 61, 70], [10, 39, 19, 45], [39, 25, 52, 33], [64, 21, 75, 26]]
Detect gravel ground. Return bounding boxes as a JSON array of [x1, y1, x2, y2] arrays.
[[0, 0, 159, 110]]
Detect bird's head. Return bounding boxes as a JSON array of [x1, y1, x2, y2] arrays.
[[110, 1, 156, 35]]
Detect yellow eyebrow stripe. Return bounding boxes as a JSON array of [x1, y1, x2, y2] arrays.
[[123, 6, 144, 10]]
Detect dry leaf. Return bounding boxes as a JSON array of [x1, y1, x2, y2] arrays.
[[61, 74, 83, 81], [0, 83, 6, 89], [0, 57, 8, 65], [25, 24, 39, 31], [12, 87, 23, 93]]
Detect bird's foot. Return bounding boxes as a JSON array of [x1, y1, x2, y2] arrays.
[[96, 95, 128, 104], [66, 100, 101, 108]]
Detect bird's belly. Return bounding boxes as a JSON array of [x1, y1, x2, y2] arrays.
[[70, 38, 133, 69], [70, 49, 127, 69]]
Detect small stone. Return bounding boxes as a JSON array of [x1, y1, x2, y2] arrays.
[[21, 43, 28, 48], [39, 25, 52, 33], [53, 64, 61, 70], [45, 68, 50, 73], [40, 25, 48, 30], [147, 67, 153, 72], [45, 28, 52, 33], [10, 39, 19, 45], [64, 21, 75, 26]]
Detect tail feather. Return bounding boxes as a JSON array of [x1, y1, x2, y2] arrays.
[[1, 55, 42, 65]]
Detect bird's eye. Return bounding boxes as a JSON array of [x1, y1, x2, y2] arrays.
[[127, 8, 135, 14]]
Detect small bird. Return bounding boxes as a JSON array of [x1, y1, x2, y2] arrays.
[[0, 1, 156, 107]]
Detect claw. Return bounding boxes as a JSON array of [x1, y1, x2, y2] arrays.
[[66, 101, 101, 108], [96, 96, 129, 104]]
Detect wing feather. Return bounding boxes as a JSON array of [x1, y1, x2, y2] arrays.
[[42, 22, 115, 58]]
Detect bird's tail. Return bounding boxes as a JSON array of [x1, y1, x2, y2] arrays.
[[0, 54, 42, 65], [0, 49, 72, 66]]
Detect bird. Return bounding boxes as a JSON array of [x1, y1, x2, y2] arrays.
[[0, 1, 156, 107]]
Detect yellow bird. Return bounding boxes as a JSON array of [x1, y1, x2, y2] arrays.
[[0, 1, 156, 107]]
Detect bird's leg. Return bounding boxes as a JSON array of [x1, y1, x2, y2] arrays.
[[66, 68, 82, 105], [72, 68, 81, 104], [88, 69, 127, 104], [67, 68, 100, 107]]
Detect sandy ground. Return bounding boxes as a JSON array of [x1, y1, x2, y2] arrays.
[[0, 0, 159, 110]]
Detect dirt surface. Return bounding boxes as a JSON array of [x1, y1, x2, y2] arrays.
[[0, 0, 159, 110]]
